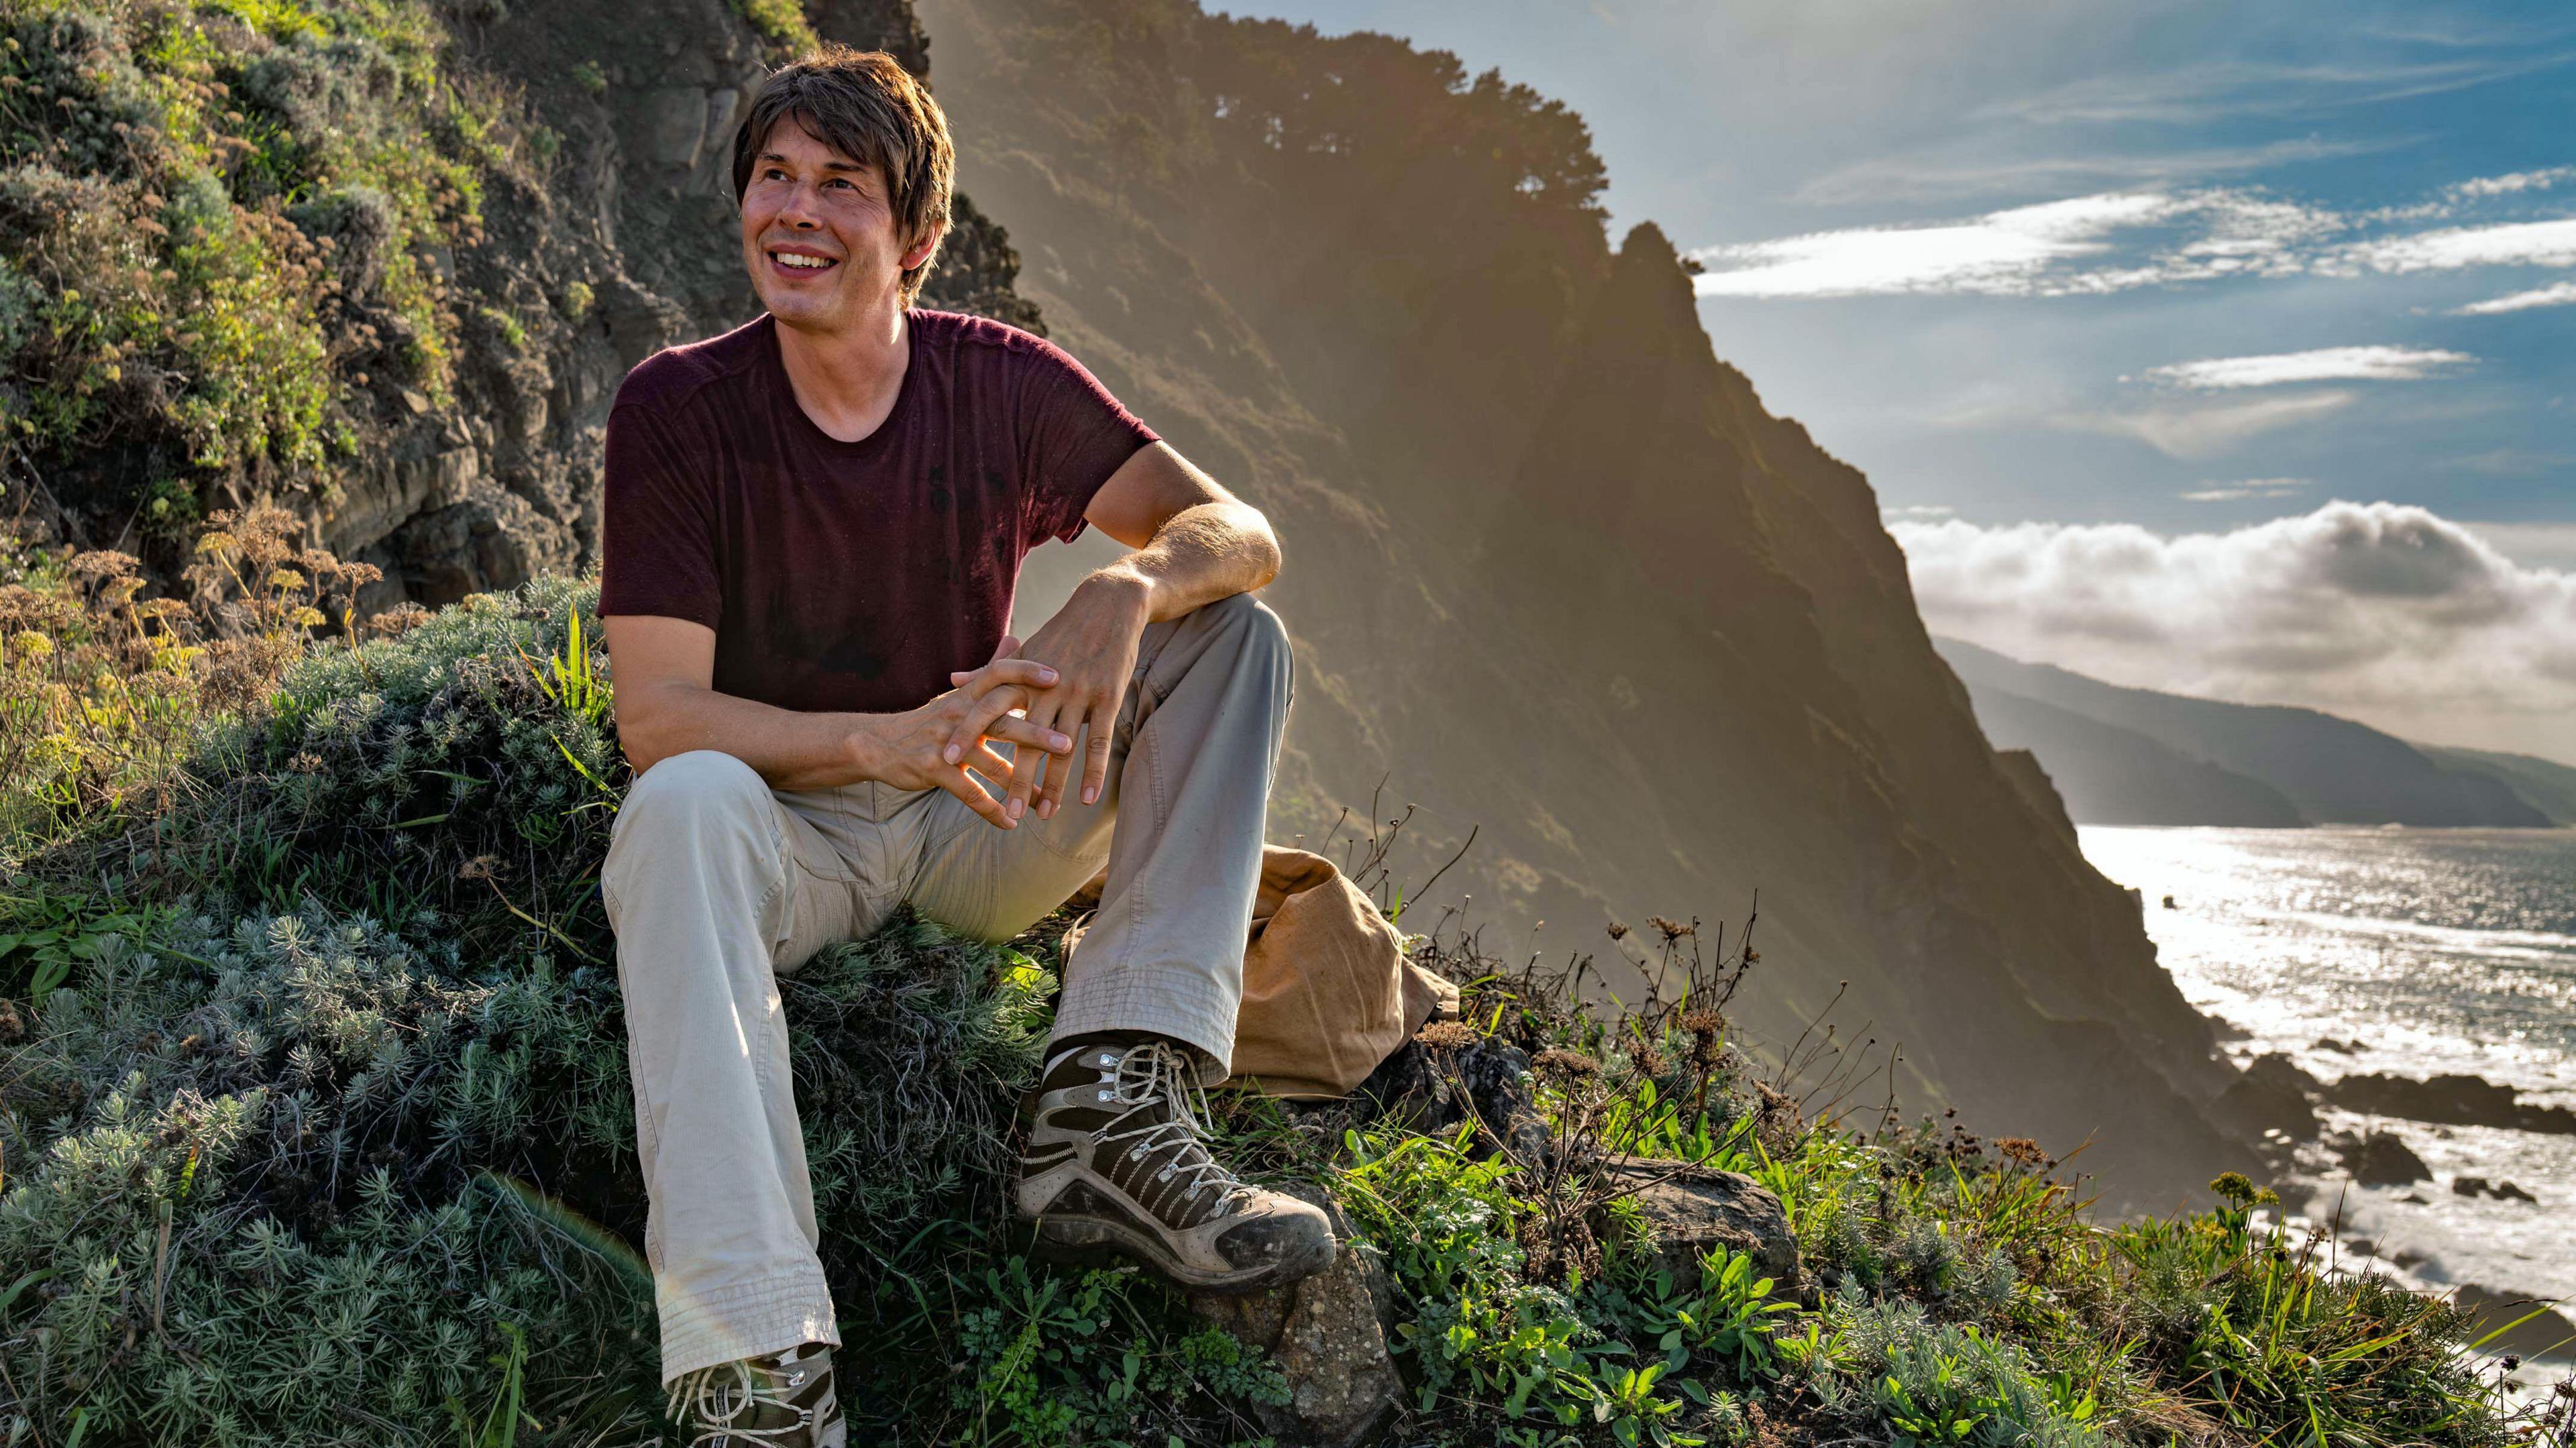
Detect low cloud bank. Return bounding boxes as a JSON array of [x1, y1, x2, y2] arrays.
[[1891, 501, 2576, 762]]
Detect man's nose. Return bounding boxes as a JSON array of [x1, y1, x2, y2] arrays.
[[776, 182, 824, 229]]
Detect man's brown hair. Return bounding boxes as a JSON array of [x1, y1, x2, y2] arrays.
[[732, 44, 954, 305]]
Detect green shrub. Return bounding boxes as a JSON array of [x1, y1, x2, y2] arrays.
[[0, 0, 527, 512], [1815, 1296, 2106, 1448]]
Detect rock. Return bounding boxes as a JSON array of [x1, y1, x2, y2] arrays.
[[2453, 1176, 2539, 1204], [2337, 1129, 2430, 1186], [2313, 1037, 2361, 1054], [2208, 1052, 2323, 1143], [1186, 1183, 1401, 1448], [2451, 1284, 2576, 1363], [1591, 1157, 1801, 1295], [1356, 1038, 1552, 1167], [2326, 1072, 2576, 1135]]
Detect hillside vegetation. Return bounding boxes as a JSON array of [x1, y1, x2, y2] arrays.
[[4, 543, 2563, 1446]]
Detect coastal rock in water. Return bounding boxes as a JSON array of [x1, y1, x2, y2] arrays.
[[1187, 1182, 1402, 1448], [2207, 1052, 2324, 1143], [2451, 1284, 2576, 1363], [2337, 1129, 2431, 1186], [1591, 1158, 1801, 1294], [2452, 1176, 2540, 1204], [2326, 1072, 2576, 1135]]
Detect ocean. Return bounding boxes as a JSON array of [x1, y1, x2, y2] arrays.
[[2078, 826, 2576, 1323]]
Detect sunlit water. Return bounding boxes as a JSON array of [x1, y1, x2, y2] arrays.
[[2079, 826, 2576, 1321]]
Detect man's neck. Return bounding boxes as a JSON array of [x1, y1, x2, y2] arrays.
[[773, 302, 911, 445]]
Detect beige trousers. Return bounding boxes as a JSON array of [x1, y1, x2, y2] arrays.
[[600, 594, 1291, 1381]]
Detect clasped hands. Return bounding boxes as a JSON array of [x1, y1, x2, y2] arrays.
[[859, 574, 1150, 830]]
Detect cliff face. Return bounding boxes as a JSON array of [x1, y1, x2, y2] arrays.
[[916, 0, 2257, 1205]]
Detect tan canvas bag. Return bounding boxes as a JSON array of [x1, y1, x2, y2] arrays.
[[1063, 846, 1456, 1097]]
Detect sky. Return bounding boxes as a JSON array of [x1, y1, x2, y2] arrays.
[[1219, 0, 2576, 763]]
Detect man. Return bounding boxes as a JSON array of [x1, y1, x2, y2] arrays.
[[597, 45, 1336, 1447]]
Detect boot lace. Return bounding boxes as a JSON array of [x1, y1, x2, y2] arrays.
[[665, 1353, 822, 1446], [1097, 1039, 1255, 1218]]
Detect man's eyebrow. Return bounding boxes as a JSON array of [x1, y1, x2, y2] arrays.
[[757, 150, 873, 174]]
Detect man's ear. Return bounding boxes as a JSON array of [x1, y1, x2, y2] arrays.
[[900, 220, 949, 272]]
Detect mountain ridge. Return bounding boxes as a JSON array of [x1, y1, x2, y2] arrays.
[[1937, 638, 2554, 828]]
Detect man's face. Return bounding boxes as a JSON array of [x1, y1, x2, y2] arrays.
[[738, 116, 926, 331]]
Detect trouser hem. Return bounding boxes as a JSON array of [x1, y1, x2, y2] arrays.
[[1052, 962, 1238, 1081], [657, 1265, 841, 1384]]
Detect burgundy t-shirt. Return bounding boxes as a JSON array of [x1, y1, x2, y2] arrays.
[[599, 310, 1159, 714]]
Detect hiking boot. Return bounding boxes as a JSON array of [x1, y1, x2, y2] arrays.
[[1016, 1035, 1338, 1294], [665, 1341, 845, 1447]]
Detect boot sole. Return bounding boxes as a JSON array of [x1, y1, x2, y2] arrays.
[[1029, 1213, 1339, 1296]]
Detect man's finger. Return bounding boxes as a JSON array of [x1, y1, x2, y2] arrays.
[[985, 713, 1074, 756], [987, 632, 1021, 665], [952, 658, 1057, 695], [943, 683, 1028, 765], [1004, 700, 1061, 823], [1081, 698, 1116, 806], [1036, 713, 1084, 819], [941, 757, 1014, 829]]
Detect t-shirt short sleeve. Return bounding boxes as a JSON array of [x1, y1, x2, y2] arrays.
[[599, 401, 723, 630], [1017, 335, 1159, 547]]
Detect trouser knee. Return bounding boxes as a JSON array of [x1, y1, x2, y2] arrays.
[[602, 749, 777, 924]]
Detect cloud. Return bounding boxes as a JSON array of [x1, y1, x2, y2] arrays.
[[1689, 192, 2186, 299], [2453, 279, 2576, 315], [2441, 447, 2575, 476], [2181, 478, 2309, 502], [2333, 216, 2576, 272], [1690, 188, 2341, 299], [1789, 138, 2395, 207], [2139, 345, 2475, 390], [1892, 501, 2576, 761], [1693, 173, 2576, 301], [2450, 166, 2576, 199], [1977, 53, 2576, 127], [2057, 390, 2353, 460]]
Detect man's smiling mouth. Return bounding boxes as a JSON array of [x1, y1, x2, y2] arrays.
[[769, 249, 839, 272]]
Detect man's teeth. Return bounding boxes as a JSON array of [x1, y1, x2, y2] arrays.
[[775, 252, 833, 269]]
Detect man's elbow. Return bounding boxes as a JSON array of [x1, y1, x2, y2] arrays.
[[609, 689, 682, 777], [1241, 503, 1283, 590]]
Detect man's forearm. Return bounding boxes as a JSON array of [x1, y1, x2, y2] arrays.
[[619, 678, 878, 788], [1096, 499, 1281, 621]]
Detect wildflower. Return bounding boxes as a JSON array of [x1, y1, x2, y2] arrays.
[[1533, 1048, 1599, 1080], [1413, 1020, 1477, 1052]]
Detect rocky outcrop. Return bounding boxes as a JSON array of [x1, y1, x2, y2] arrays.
[[1354, 1037, 1552, 1167], [2208, 1052, 2325, 1144], [2335, 1129, 2430, 1186], [25, 0, 1039, 616], [2328, 1072, 2576, 1135], [2451, 1284, 2576, 1363], [1591, 1158, 1800, 1296], [1187, 1182, 1403, 1448], [2452, 1176, 2540, 1204]]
